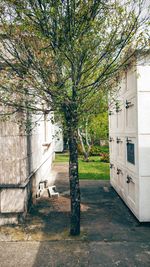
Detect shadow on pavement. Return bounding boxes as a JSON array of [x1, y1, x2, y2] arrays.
[[1, 162, 150, 266], [31, 174, 150, 267]]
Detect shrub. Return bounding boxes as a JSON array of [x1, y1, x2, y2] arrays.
[[78, 144, 109, 158], [100, 146, 109, 153], [90, 145, 109, 156], [100, 152, 109, 163], [90, 146, 101, 156]]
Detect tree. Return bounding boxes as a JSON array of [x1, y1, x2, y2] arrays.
[[0, 0, 149, 235], [78, 91, 108, 161], [88, 112, 108, 143]]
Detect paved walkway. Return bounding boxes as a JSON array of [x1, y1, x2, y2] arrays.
[[0, 162, 150, 266]]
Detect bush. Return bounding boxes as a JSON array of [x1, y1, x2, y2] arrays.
[[100, 152, 109, 163], [99, 146, 109, 153], [90, 146, 101, 156], [90, 145, 109, 156], [78, 144, 109, 158]]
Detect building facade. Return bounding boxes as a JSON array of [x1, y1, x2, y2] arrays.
[[54, 123, 64, 152], [109, 55, 150, 222], [0, 111, 55, 225]]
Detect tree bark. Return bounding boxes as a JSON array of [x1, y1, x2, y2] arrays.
[[68, 125, 80, 235], [64, 101, 80, 236]]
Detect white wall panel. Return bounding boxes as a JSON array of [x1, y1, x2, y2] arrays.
[[116, 106, 124, 133], [110, 162, 117, 186], [109, 136, 116, 161], [139, 178, 150, 221], [109, 58, 150, 222], [138, 92, 150, 134], [126, 66, 137, 94], [116, 137, 125, 165], [138, 135, 150, 177], [137, 66, 150, 92], [125, 96, 136, 133]]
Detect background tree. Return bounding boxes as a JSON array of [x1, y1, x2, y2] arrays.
[[0, 0, 149, 235], [78, 91, 108, 161], [88, 112, 108, 143]]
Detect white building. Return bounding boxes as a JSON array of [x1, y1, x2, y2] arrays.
[[0, 111, 55, 225], [109, 55, 150, 222], [54, 124, 64, 152]]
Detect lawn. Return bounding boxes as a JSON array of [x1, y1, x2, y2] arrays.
[[54, 153, 110, 180]]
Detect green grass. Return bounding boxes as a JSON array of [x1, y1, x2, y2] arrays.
[[54, 153, 69, 163], [54, 153, 110, 180]]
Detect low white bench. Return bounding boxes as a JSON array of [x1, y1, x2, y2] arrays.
[[48, 185, 59, 198]]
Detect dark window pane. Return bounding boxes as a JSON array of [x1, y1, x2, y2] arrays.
[[127, 143, 135, 165]]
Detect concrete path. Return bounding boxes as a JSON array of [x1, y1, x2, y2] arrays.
[[0, 240, 150, 267], [0, 162, 150, 267]]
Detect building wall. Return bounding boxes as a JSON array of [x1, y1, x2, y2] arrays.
[[30, 113, 56, 198], [54, 124, 64, 152], [0, 111, 55, 225], [109, 56, 150, 222], [0, 113, 27, 185]]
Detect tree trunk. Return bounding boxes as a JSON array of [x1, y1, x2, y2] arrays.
[[68, 126, 80, 235], [63, 100, 80, 235], [78, 128, 90, 162]]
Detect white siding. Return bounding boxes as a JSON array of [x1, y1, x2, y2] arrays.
[[109, 58, 150, 222]]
